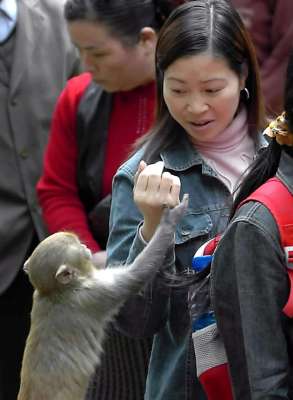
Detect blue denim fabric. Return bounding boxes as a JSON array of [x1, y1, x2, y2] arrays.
[[211, 149, 293, 399], [107, 132, 266, 400]]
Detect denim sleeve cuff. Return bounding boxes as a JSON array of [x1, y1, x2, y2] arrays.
[[138, 226, 149, 245], [126, 221, 147, 265], [128, 222, 175, 269], [126, 222, 175, 303]]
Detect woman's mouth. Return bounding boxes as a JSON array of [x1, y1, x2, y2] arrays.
[[190, 120, 213, 127], [188, 120, 215, 131]]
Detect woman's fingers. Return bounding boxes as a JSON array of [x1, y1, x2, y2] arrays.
[[159, 174, 181, 207], [144, 161, 165, 192], [159, 172, 175, 202], [133, 160, 147, 187], [133, 161, 182, 240], [135, 161, 164, 193], [134, 161, 181, 208], [169, 175, 181, 206]]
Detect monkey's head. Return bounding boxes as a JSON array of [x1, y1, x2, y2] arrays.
[[24, 232, 94, 295]]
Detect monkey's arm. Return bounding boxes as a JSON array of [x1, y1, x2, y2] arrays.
[[106, 161, 176, 338], [97, 200, 186, 306]]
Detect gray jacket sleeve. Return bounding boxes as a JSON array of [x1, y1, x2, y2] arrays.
[[106, 164, 174, 338], [211, 201, 292, 399]]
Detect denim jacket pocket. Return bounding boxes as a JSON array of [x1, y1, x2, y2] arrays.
[[175, 211, 213, 245]]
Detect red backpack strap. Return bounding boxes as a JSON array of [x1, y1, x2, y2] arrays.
[[240, 177, 293, 317]]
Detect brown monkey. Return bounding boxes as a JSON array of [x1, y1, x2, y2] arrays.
[[17, 195, 188, 400]]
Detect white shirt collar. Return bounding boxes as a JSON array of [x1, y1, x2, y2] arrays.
[[0, 0, 17, 21], [0, 0, 17, 43]]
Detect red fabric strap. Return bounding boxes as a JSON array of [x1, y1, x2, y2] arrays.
[[199, 364, 234, 400]]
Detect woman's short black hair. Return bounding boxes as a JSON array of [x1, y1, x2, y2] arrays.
[[64, 0, 185, 46]]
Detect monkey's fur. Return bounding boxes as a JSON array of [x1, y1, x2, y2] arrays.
[[17, 195, 188, 400]]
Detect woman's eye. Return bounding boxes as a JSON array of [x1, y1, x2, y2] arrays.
[[93, 53, 106, 59], [205, 88, 222, 94], [171, 89, 186, 95]]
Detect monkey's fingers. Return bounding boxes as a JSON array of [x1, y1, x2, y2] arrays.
[[181, 193, 189, 209], [162, 193, 189, 227]]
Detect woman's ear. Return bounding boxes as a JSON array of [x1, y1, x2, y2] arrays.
[[138, 27, 157, 54], [240, 63, 249, 90]]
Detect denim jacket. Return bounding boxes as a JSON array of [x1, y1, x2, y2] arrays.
[[107, 132, 265, 400], [211, 149, 293, 399]]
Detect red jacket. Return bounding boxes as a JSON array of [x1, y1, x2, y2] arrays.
[[37, 73, 155, 252]]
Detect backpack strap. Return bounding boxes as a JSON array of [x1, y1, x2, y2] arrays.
[[240, 177, 293, 317]]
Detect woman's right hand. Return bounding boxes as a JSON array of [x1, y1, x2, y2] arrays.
[[134, 160, 181, 241]]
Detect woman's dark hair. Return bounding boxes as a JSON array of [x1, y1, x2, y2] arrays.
[[64, 0, 186, 46], [231, 50, 293, 215], [135, 0, 266, 163]]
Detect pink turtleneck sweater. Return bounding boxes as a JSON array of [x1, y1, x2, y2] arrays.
[[195, 107, 256, 193]]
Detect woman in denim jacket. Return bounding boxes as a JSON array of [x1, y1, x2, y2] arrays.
[[107, 1, 266, 399], [212, 54, 293, 398]]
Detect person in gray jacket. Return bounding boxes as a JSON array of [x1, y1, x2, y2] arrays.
[[0, 0, 80, 398], [212, 52, 293, 399]]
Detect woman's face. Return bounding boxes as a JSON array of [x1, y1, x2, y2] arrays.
[[68, 20, 155, 92], [163, 53, 246, 144]]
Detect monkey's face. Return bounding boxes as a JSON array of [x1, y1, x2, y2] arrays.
[[24, 232, 94, 294]]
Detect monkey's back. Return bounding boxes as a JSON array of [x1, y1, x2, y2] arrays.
[[18, 290, 108, 400]]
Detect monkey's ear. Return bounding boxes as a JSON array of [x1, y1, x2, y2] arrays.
[[55, 264, 77, 285]]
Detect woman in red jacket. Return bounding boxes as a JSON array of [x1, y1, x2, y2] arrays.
[[36, 1, 189, 399], [38, 0, 185, 267]]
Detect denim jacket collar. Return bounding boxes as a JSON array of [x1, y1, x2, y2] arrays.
[[160, 127, 267, 172], [160, 132, 203, 172], [277, 149, 293, 194]]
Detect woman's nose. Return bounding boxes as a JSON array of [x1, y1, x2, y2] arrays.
[[186, 95, 209, 114], [81, 51, 96, 73]]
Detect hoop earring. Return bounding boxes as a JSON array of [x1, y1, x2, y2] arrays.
[[242, 87, 250, 100]]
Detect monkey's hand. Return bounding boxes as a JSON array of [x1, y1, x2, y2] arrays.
[[124, 193, 189, 292], [160, 193, 189, 232]]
